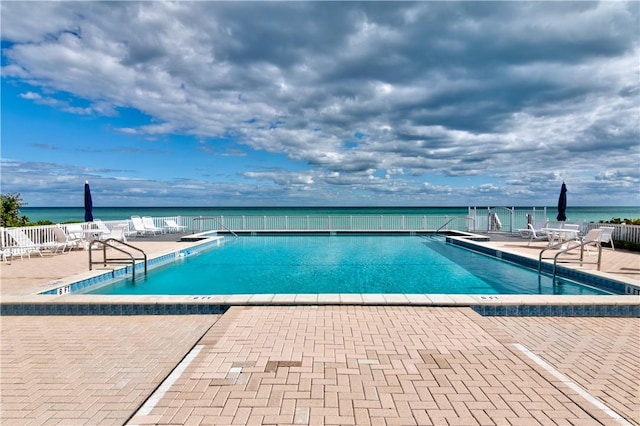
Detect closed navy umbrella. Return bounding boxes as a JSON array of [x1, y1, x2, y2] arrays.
[[556, 182, 567, 222], [84, 181, 93, 222]]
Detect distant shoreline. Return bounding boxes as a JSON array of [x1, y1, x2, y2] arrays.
[[21, 205, 640, 224], [22, 205, 640, 209]]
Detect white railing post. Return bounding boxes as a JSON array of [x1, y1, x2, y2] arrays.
[[510, 207, 515, 233]]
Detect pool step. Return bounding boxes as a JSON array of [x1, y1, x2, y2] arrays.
[[421, 234, 447, 242]]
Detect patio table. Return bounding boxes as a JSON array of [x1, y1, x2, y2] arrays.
[[542, 228, 579, 247]]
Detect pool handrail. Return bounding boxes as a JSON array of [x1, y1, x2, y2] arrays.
[[191, 216, 239, 238], [538, 235, 603, 280], [88, 238, 148, 281], [435, 216, 475, 234]]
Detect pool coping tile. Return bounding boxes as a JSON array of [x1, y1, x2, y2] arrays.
[[339, 293, 363, 304], [248, 294, 275, 304], [425, 294, 456, 304], [405, 294, 431, 304], [361, 293, 386, 303], [317, 294, 341, 303]]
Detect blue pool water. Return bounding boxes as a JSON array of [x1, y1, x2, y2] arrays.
[[85, 235, 608, 296]]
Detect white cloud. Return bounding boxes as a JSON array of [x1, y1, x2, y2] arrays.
[[1, 1, 639, 206]]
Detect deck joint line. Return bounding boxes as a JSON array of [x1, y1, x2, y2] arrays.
[[513, 343, 632, 426], [130, 344, 204, 421]]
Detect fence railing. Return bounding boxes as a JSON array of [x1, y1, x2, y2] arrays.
[[583, 222, 640, 245], [469, 207, 549, 233], [190, 215, 476, 233], [2, 213, 640, 249]]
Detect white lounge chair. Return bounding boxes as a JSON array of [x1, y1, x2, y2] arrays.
[[142, 216, 163, 235], [164, 219, 187, 233], [5, 229, 45, 258], [520, 224, 548, 246], [65, 224, 87, 250], [129, 216, 149, 237], [93, 219, 112, 240], [51, 227, 74, 253], [568, 228, 603, 255], [1, 247, 16, 264], [533, 220, 550, 236], [599, 227, 615, 250]]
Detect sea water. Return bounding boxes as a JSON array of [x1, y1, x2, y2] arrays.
[[20, 206, 640, 224]]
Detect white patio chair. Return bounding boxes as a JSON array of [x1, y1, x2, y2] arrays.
[[65, 224, 88, 250], [559, 223, 581, 242], [142, 216, 162, 235], [1, 247, 14, 264], [130, 216, 149, 237], [598, 227, 615, 250], [164, 219, 187, 233], [93, 219, 112, 240], [5, 229, 44, 258], [567, 228, 603, 255], [108, 225, 127, 243], [522, 224, 548, 246], [51, 227, 73, 253], [533, 220, 550, 235]]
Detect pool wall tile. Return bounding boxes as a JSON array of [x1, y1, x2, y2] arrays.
[[505, 305, 518, 316], [0, 303, 232, 316], [471, 304, 639, 317]]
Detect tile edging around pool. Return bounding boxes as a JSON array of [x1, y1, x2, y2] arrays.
[[0, 300, 638, 317]]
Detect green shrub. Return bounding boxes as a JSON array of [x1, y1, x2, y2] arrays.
[[600, 217, 640, 225], [0, 193, 29, 227]]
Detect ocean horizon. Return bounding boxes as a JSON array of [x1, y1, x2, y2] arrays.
[[21, 206, 640, 224]]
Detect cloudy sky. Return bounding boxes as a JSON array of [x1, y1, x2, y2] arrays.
[[1, 1, 639, 207]]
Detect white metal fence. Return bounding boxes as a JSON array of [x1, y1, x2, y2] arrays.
[[470, 207, 549, 233], [189, 215, 475, 233], [2, 212, 640, 250]]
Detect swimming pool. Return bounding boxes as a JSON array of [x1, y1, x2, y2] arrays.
[[84, 235, 609, 296]]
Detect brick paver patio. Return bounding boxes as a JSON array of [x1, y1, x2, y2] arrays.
[[125, 306, 638, 425], [0, 315, 220, 425], [1, 238, 639, 425]]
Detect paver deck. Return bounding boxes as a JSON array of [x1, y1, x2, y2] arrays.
[[1, 315, 220, 425], [1, 235, 639, 425]]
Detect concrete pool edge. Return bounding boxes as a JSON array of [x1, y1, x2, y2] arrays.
[[1, 294, 639, 316]]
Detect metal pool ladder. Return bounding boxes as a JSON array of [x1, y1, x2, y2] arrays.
[[191, 216, 239, 238], [538, 237, 602, 281], [88, 238, 148, 282]]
